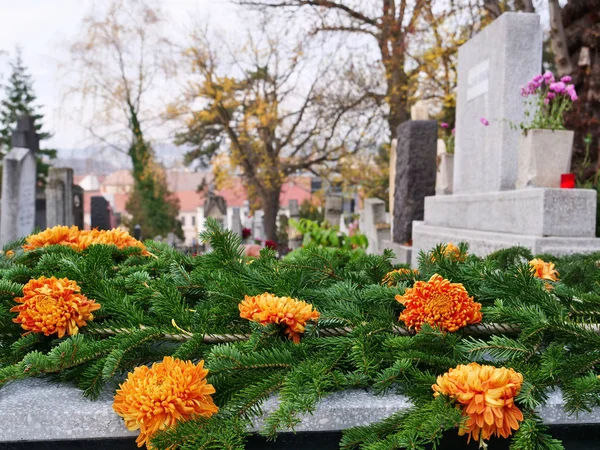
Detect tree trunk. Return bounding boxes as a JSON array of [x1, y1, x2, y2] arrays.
[[261, 188, 281, 244], [549, 0, 573, 77], [383, 48, 409, 139]]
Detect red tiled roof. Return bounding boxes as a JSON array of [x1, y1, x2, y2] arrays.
[[175, 191, 205, 212]]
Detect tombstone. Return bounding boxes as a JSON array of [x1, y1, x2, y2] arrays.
[[324, 195, 343, 227], [72, 185, 84, 229], [363, 198, 390, 255], [204, 192, 227, 228], [380, 121, 437, 264], [0, 117, 38, 245], [231, 207, 242, 237], [35, 189, 46, 231], [392, 121, 437, 244], [46, 167, 74, 228], [388, 139, 397, 234], [411, 12, 600, 264], [252, 211, 265, 242], [90, 196, 111, 230], [288, 199, 299, 218], [133, 224, 142, 241], [287, 200, 302, 250], [410, 101, 429, 121], [453, 13, 542, 194]]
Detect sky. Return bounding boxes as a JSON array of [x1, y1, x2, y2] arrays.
[[0, 0, 244, 155]]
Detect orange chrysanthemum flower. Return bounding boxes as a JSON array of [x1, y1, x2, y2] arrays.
[[239, 293, 320, 343], [382, 268, 418, 286], [433, 363, 524, 447], [395, 274, 482, 332], [78, 228, 148, 254], [11, 276, 101, 338], [431, 242, 464, 262], [113, 357, 218, 448], [22, 225, 81, 251], [529, 258, 559, 282]]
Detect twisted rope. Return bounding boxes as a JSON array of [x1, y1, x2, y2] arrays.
[[3, 323, 599, 343]]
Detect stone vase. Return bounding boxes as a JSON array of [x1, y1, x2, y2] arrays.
[[516, 129, 574, 189], [435, 153, 454, 195]]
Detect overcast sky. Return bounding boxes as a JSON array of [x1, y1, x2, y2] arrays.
[[0, 0, 243, 153]]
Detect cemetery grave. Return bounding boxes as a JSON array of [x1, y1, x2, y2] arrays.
[[0, 9, 600, 450]]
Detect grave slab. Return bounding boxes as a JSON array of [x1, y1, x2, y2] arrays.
[[0, 379, 598, 442], [423, 188, 597, 238]]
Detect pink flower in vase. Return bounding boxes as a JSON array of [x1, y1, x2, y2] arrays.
[[566, 84, 578, 101], [549, 81, 566, 94], [440, 122, 449, 129], [561, 75, 572, 83], [542, 71, 555, 84]]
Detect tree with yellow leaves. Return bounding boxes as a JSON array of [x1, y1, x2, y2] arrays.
[[174, 28, 381, 243], [66, 0, 181, 239]]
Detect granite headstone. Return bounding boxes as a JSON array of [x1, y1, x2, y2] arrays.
[[91, 196, 111, 230], [454, 12, 542, 193], [0, 118, 38, 245], [46, 167, 74, 228], [392, 120, 437, 244]]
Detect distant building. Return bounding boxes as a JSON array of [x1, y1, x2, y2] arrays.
[[76, 168, 314, 245]]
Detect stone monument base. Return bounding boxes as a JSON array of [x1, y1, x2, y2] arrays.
[[411, 222, 600, 266], [423, 188, 597, 237], [381, 241, 412, 265]]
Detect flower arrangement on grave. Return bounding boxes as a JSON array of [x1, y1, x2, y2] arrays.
[[516, 71, 578, 188], [0, 220, 599, 450], [520, 71, 577, 132]]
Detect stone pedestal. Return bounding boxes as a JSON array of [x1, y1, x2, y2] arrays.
[[381, 240, 412, 265], [411, 188, 600, 265]]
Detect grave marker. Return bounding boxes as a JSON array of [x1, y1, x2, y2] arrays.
[[454, 12, 542, 193], [392, 120, 437, 244], [91, 196, 111, 230], [411, 12, 600, 263], [0, 117, 38, 245], [46, 167, 74, 228]]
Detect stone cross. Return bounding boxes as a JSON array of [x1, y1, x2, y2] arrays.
[[392, 120, 437, 244], [454, 12, 542, 193], [46, 167, 74, 228], [0, 117, 38, 245]]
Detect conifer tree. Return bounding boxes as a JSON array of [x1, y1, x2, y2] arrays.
[[0, 47, 56, 182]]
